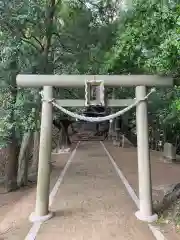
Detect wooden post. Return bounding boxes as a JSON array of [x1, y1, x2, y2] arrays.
[[135, 86, 157, 222], [29, 86, 53, 222]]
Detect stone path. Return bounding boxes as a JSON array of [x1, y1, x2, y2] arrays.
[[35, 141, 155, 240], [105, 141, 180, 240]]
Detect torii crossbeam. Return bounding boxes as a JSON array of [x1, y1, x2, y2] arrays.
[[16, 74, 174, 224]]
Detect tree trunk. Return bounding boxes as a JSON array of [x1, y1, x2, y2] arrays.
[[53, 119, 72, 152], [17, 131, 32, 187], [4, 131, 20, 192], [40, 0, 56, 74], [94, 123, 100, 136], [4, 59, 19, 192], [58, 123, 71, 151], [30, 131, 40, 175], [71, 123, 77, 134]]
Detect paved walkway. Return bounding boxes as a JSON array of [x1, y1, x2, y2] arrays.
[[34, 141, 154, 240], [104, 142, 180, 200], [104, 141, 180, 240]]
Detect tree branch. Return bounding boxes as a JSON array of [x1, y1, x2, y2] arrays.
[[31, 36, 44, 50], [0, 20, 42, 51], [55, 0, 62, 6], [21, 38, 40, 51], [18, 29, 44, 51], [53, 32, 78, 42]]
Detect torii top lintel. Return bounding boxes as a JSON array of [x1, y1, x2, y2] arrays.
[[16, 74, 173, 87]]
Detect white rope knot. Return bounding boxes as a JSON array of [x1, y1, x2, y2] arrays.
[[48, 98, 55, 103], [39, 91, 55, 103]]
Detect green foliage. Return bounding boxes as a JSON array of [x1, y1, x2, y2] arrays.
[[0, 0, 119, 147], [0, 0, 180, 148], [101, 0, 180, 144], [103, 0, 180, 75]]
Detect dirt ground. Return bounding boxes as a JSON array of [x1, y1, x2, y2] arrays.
[[0, 148, 75, 240], [104, 141, 180, 240], [0, 140, 180, 239]]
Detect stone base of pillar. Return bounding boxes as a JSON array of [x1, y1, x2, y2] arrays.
[[135, 210, 158, 223], [29, 211, 53, 223], [52, 147, 71, 154]]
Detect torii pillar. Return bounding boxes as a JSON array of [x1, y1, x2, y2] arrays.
[[29, 86, 53, 222], [135, 86, 158, 222]]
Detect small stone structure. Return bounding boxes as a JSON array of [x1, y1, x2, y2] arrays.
[[162, 142, 176, 163]]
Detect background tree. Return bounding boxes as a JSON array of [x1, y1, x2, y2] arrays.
[[0, 0, 119, 190]]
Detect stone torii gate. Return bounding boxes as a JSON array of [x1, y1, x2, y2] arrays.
[[16, 74, 173, 223]]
